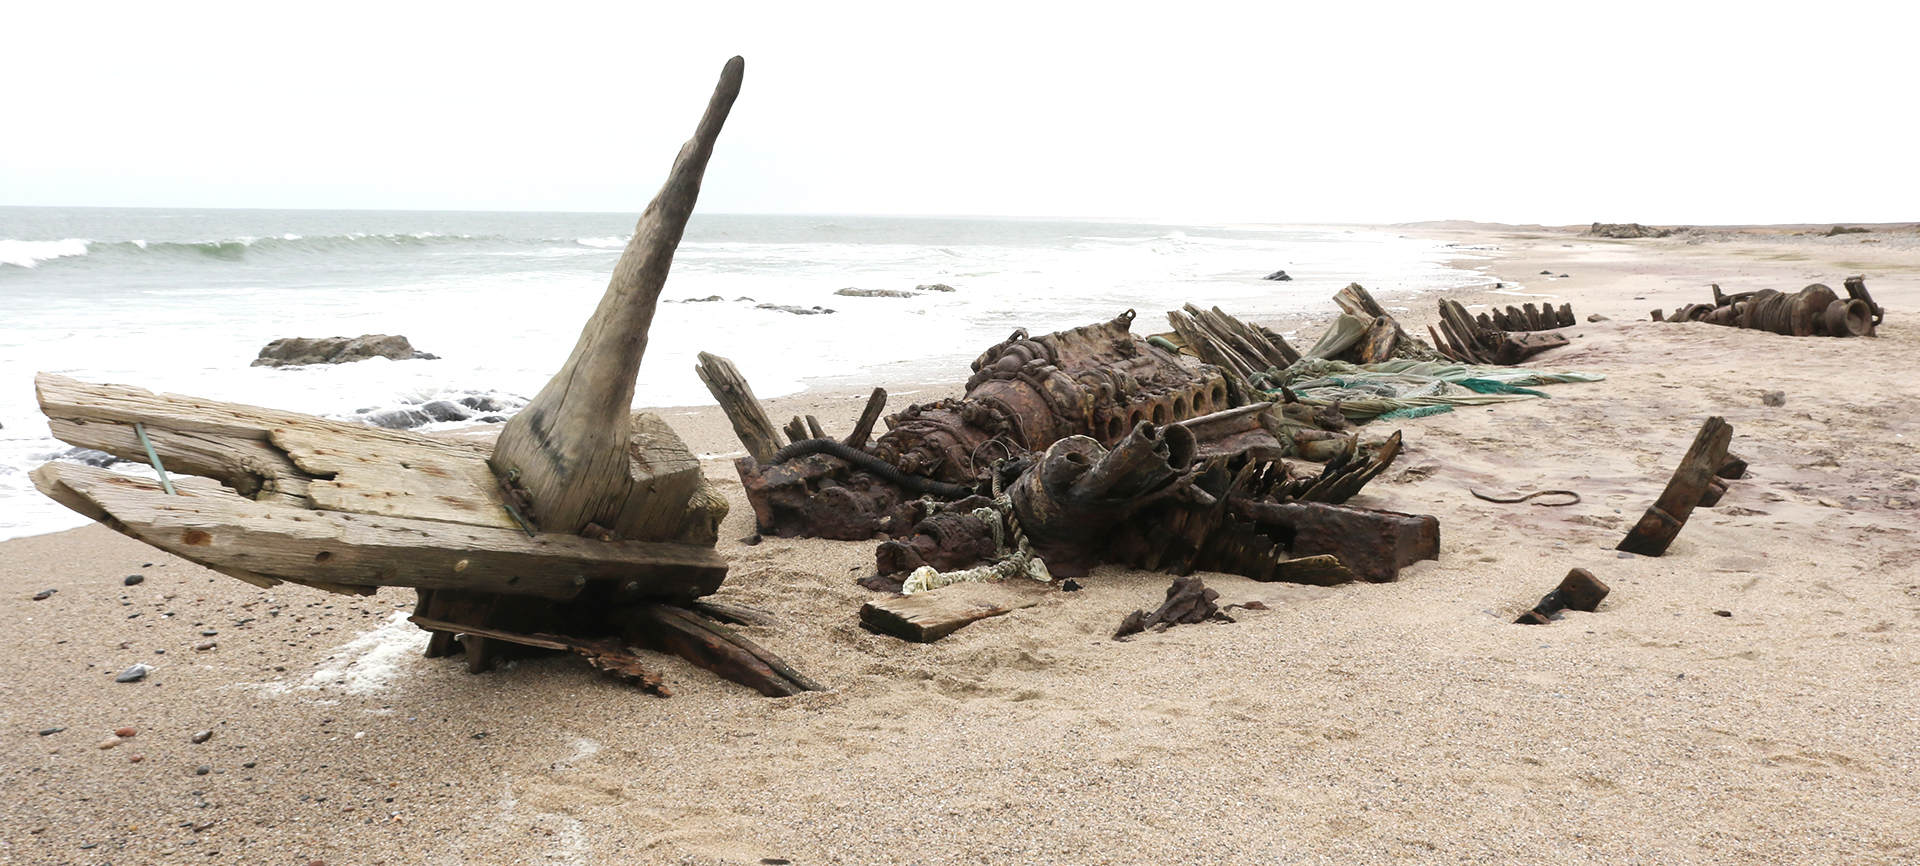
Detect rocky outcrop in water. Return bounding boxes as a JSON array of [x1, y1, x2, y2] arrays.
[[251, 335, 439, 368], [1587, 223, 1672, 239], [756, 304, 835, 315], [834, 288, 916, 298], [1263, 270, 1293, 281]]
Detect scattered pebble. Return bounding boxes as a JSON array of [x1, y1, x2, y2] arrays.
[[1060, 579, 1082, 592], [38, 727, 64, 736], [195, 764, 211, 776], [243, 761, 256, 768], [195, 641, 216, 651], [32, 589, 56, 601], [192, 730, 213, 744], [1539, 270, 1552, 275], [192, 821, 214, 832], [1616, 551, 1634, 559], [114, 726, 137, 738], [1558, 273, 1570, 278], [1714, 609, 1734, 617], [1587, 313, 1610, 322], [97, 737, 123, 750], [115, 664, 152, 683], [1761, 390, 1786, 407], [129, 754, 144, 763], [124, 574, 145, 586], [200, 629, 218, 637]]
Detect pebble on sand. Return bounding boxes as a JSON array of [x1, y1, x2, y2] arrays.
[[194, 641, 216, 651], [98, 737, 123, 750], [114, 726, 137, 738], [129, 754, 144, 763], [115, 664, 152, 683], [1761, 390, 1786, 407], [195, 764, 211, 775], [124, 574, 144, 586], [32, 589, 56, 601], [192, 730, 213, 744], [38, 727, 64, 736]]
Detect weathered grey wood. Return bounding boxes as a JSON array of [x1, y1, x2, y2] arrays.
[[783, 416, 808, 445], [694, 351, 782, 462], [859, 581, 1045, 642], [32, 463, 729, 600], [805, 415, 826, 440], [844, 388, 888, 450], [490, 56, 745, 536], [616, 604, 821, 696]]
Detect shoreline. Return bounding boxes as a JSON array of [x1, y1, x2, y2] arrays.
[[5, 225, 1918, 864]]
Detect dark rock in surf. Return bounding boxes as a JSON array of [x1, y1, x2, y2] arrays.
[[362, 408, 431, 430], [834, 288, 916, 298], [55, 448, 119, 468], [251, 335, 435, 368], [459, 395, 511, 413], [916, 283, 957, 292], [418, 400, 471, 423], [756, 304, 836, 315], [1263, 270, 1293, 281]]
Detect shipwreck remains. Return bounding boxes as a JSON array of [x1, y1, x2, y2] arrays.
[[31, 57, 820, 696], [703, 286, 1455, 642], [1654, 277, 1881, 337], [1514, 568, 1609, 624], [1617, 416, 1734, 557]]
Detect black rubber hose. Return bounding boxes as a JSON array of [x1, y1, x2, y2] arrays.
[[766, 438, 977, 499]]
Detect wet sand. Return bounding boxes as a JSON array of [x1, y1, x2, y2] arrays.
[[5, 225, 1918, 865]]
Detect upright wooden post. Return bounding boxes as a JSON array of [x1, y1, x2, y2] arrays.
[[491, 57, 745, 535], [695, 351, 783, 463]]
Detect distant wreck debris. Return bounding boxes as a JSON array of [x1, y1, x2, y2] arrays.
[[1587, 222, 1672, 239], [1655, 277, 1880, 337], [251, 334, 437, 367], [1477, 302, 1577, 333]]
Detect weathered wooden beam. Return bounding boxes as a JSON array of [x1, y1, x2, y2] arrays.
[[490, 56, 745, 536], [844, 388, 888, 450], [1232, 498, 1439, 584], [32, 463, 728, 600], [860, 581, 1046, 643], [409, 615, 671, 693], [1617, 417, 1733, 557], [695, 351, 783, 463], [1514, 568, 1609, 624], [616, 603, 821, 696]]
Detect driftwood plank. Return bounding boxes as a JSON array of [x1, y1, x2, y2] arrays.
[[859, 581, 1047, 642], [274, 428, 519, 530], [32, 463, 728, 600], [491, 57, 745, 536]]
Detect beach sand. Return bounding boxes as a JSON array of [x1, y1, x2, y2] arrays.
[[5, 226, 1918, 865]]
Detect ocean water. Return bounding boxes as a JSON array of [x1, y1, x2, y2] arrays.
[[0, 207, 1489, 540]]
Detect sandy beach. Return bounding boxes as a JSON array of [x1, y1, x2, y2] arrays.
[[5, 225, 1918, 865]]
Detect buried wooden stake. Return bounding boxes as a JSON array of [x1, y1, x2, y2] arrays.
[[1617, 416, 1732, 557], [1514, 568, 1610, 624]]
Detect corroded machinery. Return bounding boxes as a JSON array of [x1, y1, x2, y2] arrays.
[[735, 310, 1228, 540], [872, 310, 1229, 484]]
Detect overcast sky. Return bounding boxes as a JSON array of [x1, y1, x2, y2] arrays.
[[3, 2, 1912, 225]]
